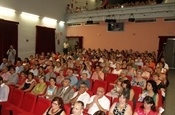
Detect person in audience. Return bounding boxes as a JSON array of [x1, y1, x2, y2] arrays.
[[0, 58, 8, 71], [22, 57, 30, 66], [148, 58, 156, 70], [106, 77, 123, 99], [160, 57, 169, 71], [6, 45, 16, 65], [55, 78, 74, 104], [118, 70, 128, 82], [0, 66, 11, 82], [38, 66, 45, 78], [74, 73, 90, 90], [56, 70, 65, 84], [122, 80, 134, 101], [31, 76, 47, 95], [0, 76, 9, 102], [15, 60, 24, 74], [91, 65, 105, 81], [138, 80, 159, 107], [29, 64, 39, 77], [108, 92, 133, 115], [72, 101, 85, 115], [43, 96, 66, 115], [131, 69, 146, 90], [126, 63, 136, 78], [18, 72, 36, 92], [70, 82, 90, 108], [112, 63, 123, 75], [54, 61, 62, 74], [23, 63, 30, 75], [43, 77, 58, 100], [6, 66, 18, 86], [45, 65, 57, 82], [134, 96, 159, 115], [15, 71, 26, 88], [66, 68, 78, 86], [80, 63, 91, 78], [86, 87, 110, 114], [141, 65, 151, 80]]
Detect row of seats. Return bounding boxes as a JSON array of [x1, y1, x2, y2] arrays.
[[0, 87, 70, 115]]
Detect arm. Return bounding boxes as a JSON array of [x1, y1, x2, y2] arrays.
[[70, 92, 80, 105], [124, 105, 132, 115], [155, 94, 159, 107], [18, 82, 25, 90], [95, 100, 108, 113], [133, 112, 138, 115], [108, 102, 116, 115], [129, 89, 135, 101]]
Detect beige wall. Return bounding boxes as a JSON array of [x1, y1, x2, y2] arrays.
[[67, 19, 175, 52]]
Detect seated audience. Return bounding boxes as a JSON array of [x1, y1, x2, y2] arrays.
[[106, 77, 123, 99], [29, 64, 39, 77], [31, 76, 47, 95], [111, 63, 122, 75], [0, 66, 11, 82], [138, 80, 159, 107], [45, 65, 57, 82], [70, 82, 90, 108], [15, 60, 24, 74], [131, 69, 146, 90], [86, 87, 110, 114], [66, 68, 78, 86], [122, 80, 134, 101], [91, 65, 105, 81], [0, 76, 9, 102], [0, 58, 8, 71], [6, 66, 18, 85], [134, 96, 159, 115], [18, 72, 36, 92], [141, 65, 151, 80], [71, 101, 85, 115], [74, 73, 90, 90], [43, 96, 66, 115], [108, 92, 132, 115], [43, 77, 58, 100], [55, 78, 74, 104], [15, 71, 26, 88], [56, 70, 65, 84], [80, 63, 91, 78], [54, 61, 62, 74], [38, 66, 45, 78]]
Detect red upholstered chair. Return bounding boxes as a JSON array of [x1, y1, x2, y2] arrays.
[[91, 80, 108, 94], [107, 83, 114, 92], [11, 92, 37, 115], [64, 104, 71, 115], [127, 100, 134, 110], [32, 97, 51, 115], [87, 90, 93, 96], [132, 86, 142, 101], [126, 76, 132, 81], [105, 73, 118, 83], [135, 102, 143, 110], [112, 97, 119, 103], [158, 90, 163, 108]]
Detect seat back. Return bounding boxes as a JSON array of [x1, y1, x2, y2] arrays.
[[135, 102, 143, 110], [132, 86, 142, 101], [33, 97, 51, 115], [92, 80, 108, 94], [20, 92, 37, 112], [105, 73, 118, 83], [64, 104, 71, 115], [8, 86, 15, 101], [9, 89, 24, 106]]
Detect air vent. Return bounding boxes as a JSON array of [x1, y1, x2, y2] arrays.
[[135, 19, 156, 23], [84, 22, 100, 25], [164, 18, 175, 22], [67, 23, 82, 26]]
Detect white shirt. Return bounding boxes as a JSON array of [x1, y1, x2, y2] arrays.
[[71, 91, 90, 108], [30, 68, 39, 76], [0, 83, 9, 102], [87, 95, 110, 115]]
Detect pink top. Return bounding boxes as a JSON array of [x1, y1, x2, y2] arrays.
[[135, 108, 158, 115], [91, 71, 104, 81], [1, 72, 11, 81]]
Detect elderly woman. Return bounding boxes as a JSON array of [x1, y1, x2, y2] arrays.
[[108, 92, 132, 115]]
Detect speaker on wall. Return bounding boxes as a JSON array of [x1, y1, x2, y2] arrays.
[[108, 22, 124, 31]]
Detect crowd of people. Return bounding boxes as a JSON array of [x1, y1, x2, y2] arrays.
[[0, 48, 169, 115]]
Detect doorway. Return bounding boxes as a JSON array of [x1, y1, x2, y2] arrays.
[[164, 38, 175, 69], [66, 36, 83, 51]]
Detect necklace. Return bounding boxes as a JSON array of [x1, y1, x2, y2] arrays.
[[51, 108, 60, 114]]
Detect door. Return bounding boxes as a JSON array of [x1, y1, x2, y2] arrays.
[[164, 38, 175, 69]]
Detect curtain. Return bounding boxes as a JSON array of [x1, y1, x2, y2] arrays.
[[36, 26, 56, 55], [0, 19, 18, 63]]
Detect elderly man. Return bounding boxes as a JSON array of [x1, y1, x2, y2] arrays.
[[86, 87, 110, 114], [56, 78, 74, 104], [70, 82, 90, 108]]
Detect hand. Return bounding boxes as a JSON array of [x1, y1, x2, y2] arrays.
[[93, 95, 99, 103]]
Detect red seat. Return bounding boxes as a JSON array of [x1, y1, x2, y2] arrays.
[[105, 73, 118, 83], [127, 100, 134, 110], [87, 90, 93, 96], [112, 97, 119, 103], [135, 102, 143, 110], [126, 76, 132, 81], [32, 97, 51, 115], [64, 104, 71, 115], [91, 80, 108, 94], [132, 86, 142, 101], [107, 83, 114, 92], [11, 92, 37, 115], [158, 90, 163, 108]]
